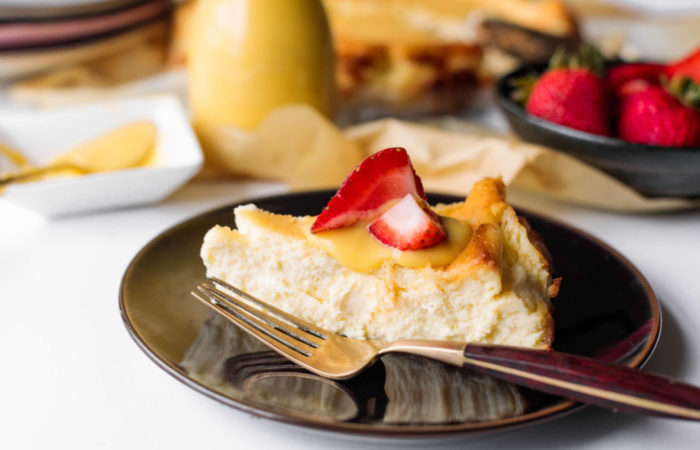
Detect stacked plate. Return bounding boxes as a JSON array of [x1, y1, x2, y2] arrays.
[[0, 0, 172, 80]]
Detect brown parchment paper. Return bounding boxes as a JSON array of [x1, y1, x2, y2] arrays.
[[198, 104, 700, 213]]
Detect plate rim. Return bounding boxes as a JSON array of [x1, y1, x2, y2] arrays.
[[0, 0, 147, 22], [0, 0, 171, 52], [119, 189, 661, 438]]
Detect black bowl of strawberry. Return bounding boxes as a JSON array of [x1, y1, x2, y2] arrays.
[[495, 46, 700, 198]]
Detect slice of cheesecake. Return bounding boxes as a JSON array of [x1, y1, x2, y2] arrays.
[[201, 173, 559, 348]]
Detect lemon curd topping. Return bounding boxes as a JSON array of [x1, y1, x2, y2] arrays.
[[50, 121, 156, 173], [1, 121, 158, 186], [306, 216, 471, 272], [230, 203, 471, 272]]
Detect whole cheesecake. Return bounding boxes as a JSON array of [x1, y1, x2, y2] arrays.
[[201, 174, 559, 348]]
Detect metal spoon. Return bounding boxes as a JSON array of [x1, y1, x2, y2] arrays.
[[0, 121, 156, 186]]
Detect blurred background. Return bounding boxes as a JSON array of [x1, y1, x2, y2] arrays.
[[1, 0, 699, 215], [1, 0, 698, 112]]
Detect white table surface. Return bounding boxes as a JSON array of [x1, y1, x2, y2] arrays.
[[2, 175, 700, 449]]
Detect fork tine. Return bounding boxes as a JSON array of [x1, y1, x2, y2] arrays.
[[191, 290, 313, 361], [209, 277, 328, 339], [199, 282, 323, 348]]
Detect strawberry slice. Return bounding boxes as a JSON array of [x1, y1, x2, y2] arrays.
[[311, 147, 426, 233], [368, 194, 446, 251]]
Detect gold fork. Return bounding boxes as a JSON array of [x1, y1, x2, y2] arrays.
[[192, 277, 700, 420]]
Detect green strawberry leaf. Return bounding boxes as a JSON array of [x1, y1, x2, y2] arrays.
[[509, 73, 539, 106], [664, 75, 700, 110], [547, 43, 605, 78]]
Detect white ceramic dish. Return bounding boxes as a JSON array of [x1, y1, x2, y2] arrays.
[[0, 94, 202, 217]]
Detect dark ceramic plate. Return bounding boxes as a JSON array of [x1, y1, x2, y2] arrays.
[[120, 191, 660, 441], [496, 64, 700, 198]]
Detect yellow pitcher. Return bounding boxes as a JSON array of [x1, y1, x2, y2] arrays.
[[188, 0, 335, 137]]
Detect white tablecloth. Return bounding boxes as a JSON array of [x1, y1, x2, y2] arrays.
[[2, 177, 700, 449]]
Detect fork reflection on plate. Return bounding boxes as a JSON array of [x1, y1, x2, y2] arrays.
[[192, 277, 700, 421]]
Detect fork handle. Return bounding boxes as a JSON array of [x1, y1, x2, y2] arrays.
[[460, 344, 700, 420]]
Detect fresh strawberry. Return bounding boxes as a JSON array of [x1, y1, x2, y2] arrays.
[[368, 194, 446, 251], [667, 47, 700, 84], [527, 68, 610, 135], [617, 77, 700, 147], [607, 62, 666, 96], [311, 147, 426, 233], [523, 45, 610, 136]]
